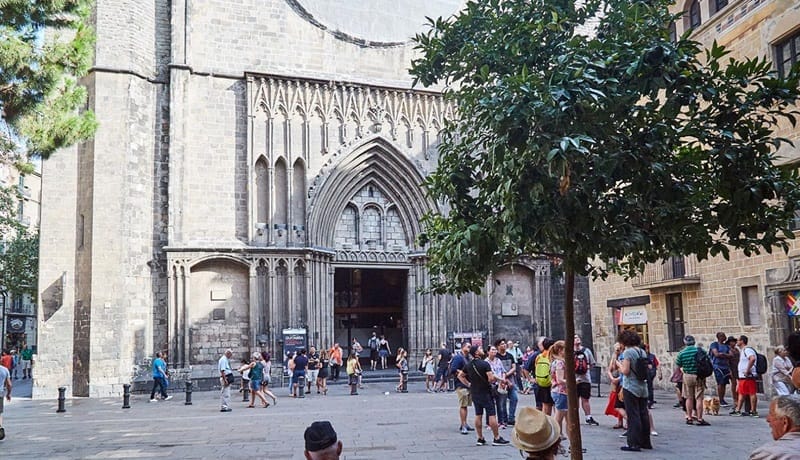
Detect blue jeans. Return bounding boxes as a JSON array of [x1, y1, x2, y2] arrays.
[[506, 383, 519, 422], [494, 388, 508, 424]]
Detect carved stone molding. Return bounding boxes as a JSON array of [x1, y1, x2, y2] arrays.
[[335, 249, 409, 263]]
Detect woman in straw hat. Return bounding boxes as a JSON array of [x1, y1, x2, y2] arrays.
[[511, 407, 562, 460]]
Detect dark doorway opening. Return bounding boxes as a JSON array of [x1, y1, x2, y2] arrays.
[[333, 268, 407, 362]]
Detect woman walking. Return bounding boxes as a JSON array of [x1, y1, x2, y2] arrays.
[[423, 349, 436, 392], [395, 348, 408, 392], [549, 340, 568, 438], [771, 345, 796, 395], [247, 353, 270, 408], [317, 350, 330, 395], [346, 353, 362, 395], [260, 352, 278, 405], [378, 336, 391, 370]]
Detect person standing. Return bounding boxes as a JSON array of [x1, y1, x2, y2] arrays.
[[317, 350, 330, 396], [0, 351, 11, 372], [509, 341, 524, 389], [395, 348, 408, 392], [727, 336, 741, 405], [218, 349, 234, 412], [10, 350, 19, 380], [0, 361, 11, 440], [346, 353, 361, 395], [307, 346, 320, 395], [351, 337, 363, 358], [731, 335, 759, 417], [368, 332, 380, 371], [329, 344, 342, 382], [20, 346, 32, 379], [709, 332, 734, 406], [643, 343, 662, 409], [292, 348, 309, 398], [149, 351, 172, 402], [548, 340, 568, 436], [458, 345, 510, 446], [617, 330, 653, 452], [435, 342, 453, 392], [496, 339, 519, 425], [485, 345, 508, 428], [574, 335, 599, 425], [788, 332, 800, 390], [423, 349, 436, 392], [771, 345, 795, 396], [675, 335, 710, 425], [451, 341, 475, 435], [378, 336, 390, 370]]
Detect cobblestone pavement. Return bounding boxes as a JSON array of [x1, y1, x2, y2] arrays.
[[2, 379, 771, 459]]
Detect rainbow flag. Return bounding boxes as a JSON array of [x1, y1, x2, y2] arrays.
[[787, 291, 800, 317]]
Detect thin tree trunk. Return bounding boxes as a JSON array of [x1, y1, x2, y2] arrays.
[[564, 265, 583, 459]]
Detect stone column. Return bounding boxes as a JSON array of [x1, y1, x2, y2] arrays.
[[182, 267, 192, 367], [167, 265, 177, 364], [249, 262, 258, 350]]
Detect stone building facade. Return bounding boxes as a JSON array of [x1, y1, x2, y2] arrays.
[[590, 0, 800, 393], [35, 1, 591, 398]]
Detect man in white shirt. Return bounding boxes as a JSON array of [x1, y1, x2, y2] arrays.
[[731, 335, 759, 417], [218, 349, 234, 412]]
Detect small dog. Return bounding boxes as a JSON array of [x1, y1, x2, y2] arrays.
[[703, 396, 721, 415]]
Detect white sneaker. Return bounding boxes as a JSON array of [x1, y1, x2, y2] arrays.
[[149, 398, 157, 402], [651, 431, 658, 436], [164, 395, 173, 401]]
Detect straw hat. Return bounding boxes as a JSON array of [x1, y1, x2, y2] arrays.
[[511, 407, 561, 453]]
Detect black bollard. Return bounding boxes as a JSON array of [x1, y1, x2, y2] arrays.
[[184, 380, 193, 405], [400, 369, 409, 393], [297, 374, 306, 398], [57, 386, 67, 413], [122, 383, 131, 409], [243, 385, 250, 402]]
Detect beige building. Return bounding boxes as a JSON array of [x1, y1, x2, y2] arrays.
[[0, 160, 41, 352], [590, 0, 800, 391], [35, 1, 592, 398]]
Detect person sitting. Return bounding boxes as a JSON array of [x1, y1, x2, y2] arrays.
[[304, 421, 342, 460], [748, 394, 800, 460], [510, 406, 562, 460]]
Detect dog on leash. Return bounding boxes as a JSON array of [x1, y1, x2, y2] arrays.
[[703, 396, 721, 415]]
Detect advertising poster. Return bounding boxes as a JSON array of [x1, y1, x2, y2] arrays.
[[282, 328, 307, 374]]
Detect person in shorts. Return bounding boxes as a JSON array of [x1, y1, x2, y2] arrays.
[[435, 343, 452, 392], [574, 335, 599, 425], [709, 332, 733, 406], [731, 335, 759, 417], [533, 338, 555, 415], [307, 346, 320, 394], [458, 345, 509, 446], [450, 341, 474, 435]]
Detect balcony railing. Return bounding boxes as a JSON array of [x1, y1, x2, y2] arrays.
[[631, 255, 701, 290]]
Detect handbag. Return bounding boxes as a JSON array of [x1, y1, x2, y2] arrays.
[[418, 361, 424, 372]]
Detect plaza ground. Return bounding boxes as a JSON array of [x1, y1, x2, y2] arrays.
[[2, 378, 772, 459]]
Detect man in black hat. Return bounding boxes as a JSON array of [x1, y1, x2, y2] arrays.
[[304, 421, 342, 460]]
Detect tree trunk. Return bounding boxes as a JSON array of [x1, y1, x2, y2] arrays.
[[564, 265, 583, 459]]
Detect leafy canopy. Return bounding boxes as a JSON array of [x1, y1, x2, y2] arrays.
[[410, 0, 800, 295], [1, 0, 96, 161]]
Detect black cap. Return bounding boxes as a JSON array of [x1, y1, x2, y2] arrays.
[[304, 421, 337, 452]]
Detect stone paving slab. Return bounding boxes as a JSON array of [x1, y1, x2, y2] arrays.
[[1, 381, 772, 459]]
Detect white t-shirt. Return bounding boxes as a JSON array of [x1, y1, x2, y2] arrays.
[[738, 347, 757, 378], [0, 365, 9, 396], [218, 355, 232, 374]]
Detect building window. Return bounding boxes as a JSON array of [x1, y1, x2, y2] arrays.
[[688, 0, 702, 29], [742, 285, 761, 325], [666, 293, 685, 352], [711, 0, 728, 15], [775, 30, 800, 79]]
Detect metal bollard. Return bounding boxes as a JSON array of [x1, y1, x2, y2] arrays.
[[242, 385, 250, 402], [122, 383, 131, 409], [297, 374, 306, 398], [400, 370, 409, 393], [57, 386, 67, 413], [184, 380, 193, 405]]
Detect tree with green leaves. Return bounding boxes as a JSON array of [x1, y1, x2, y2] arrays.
[[410, 0, 800, 456], [0, 230, 39, 300], [1, 0, 96, 162]]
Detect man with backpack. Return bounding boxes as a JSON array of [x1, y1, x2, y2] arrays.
[[710, 332, 734, 407], [675, 335, 711, 426], [574, 335, 599, 425], [731, 335, 762, 417]]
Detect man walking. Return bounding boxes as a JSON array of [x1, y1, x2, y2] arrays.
[[450, 341, 474, 435], [149, 351, 172, 402], [367, 332, 379, 371], [218, 349, 234, 412], [731, 335, 759, 417], [710, 331, 733, 406], [435, 342, 452, 392], [675, 335, 710, 425], [0, 359, 11, 440], [20, 346, 32, 379], [458, 345, 509, 446], [496, 339, 519, 425], [574, 335, 599, 425]]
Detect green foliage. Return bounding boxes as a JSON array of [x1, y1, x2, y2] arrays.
[[0, 227, 39, 298], [410, 0, 800, 295], [1, 0, 97, 160]]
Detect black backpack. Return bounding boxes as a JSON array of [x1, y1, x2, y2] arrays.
[[630, 349, 649, 381], [695, 348, 713, 379], [748, 347, 768, 375]]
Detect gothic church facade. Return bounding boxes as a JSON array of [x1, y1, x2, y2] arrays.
[[35, 0, 590, 397]]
